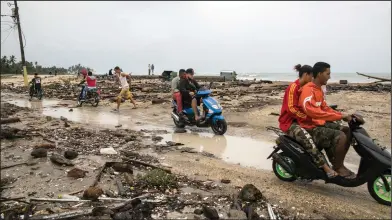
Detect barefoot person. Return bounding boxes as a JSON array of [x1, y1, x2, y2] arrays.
[[279, 64, 338, 178], [113, 66, 137, 111], [299, 62, 355, 179]]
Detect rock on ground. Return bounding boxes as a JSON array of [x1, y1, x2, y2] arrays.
[[31, 148, 47, 158], [67, 168, 88, 179], [64, 150, 78, 160]]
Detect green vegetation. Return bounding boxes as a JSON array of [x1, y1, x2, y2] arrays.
[[136, 169, 178, 190], [0, 55, 91, 75]]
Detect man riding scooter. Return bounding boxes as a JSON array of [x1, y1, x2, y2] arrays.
[[179, 68, 201, 121], [172, 69, 186, 117], [299, 62, 355, 179], [279, 64, 338, 178], [29, 73, 42, 96], [78, 71, 97, 101]]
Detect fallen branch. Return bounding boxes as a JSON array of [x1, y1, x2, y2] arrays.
[[30, 208, 93, 220], [0, 117, 21, 125], [29, 197, 132, 203], [0, 186, 15, 190], [115, 178, 126, 196], [91, 162, 108, 187], [1, 162, 26, 170], [356, 72, 391, 82], [111, 194, 151, 212], [68, 189, 84, 195], [122, 158, 171, 173]]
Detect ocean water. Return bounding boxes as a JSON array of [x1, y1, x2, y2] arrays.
[[236, 72, 391, 83]]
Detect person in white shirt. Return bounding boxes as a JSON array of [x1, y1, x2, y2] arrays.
[[113, 66, 137, 111]]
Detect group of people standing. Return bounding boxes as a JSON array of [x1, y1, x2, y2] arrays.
[[278, 62, 358, 179]]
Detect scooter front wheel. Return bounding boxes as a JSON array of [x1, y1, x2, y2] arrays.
[[367, 171, 391, 206], [211, 119, 227, 135], [272, 152, 297, 182]]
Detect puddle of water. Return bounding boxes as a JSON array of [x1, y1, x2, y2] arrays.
[[160, 132, 275, 170], [4, 97, 172, 131]]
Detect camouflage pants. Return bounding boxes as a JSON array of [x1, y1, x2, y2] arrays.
[[306, 122, 342, 164], [288, 123, 326, 167]]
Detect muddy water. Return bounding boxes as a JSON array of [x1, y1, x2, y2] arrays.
[[160, 132, 275, 170], [2, 94, 359, 172], [3, 96, 170, 131]]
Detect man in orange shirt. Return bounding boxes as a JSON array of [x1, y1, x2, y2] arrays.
[[299, 62, 355, 178], [279, 64, 337, 178]]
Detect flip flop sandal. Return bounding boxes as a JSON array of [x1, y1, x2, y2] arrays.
[[327, 171, 339, 179], [341, 172, 356, 179]]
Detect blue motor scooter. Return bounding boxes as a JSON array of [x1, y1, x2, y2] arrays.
[[171, 84, 227, 135]]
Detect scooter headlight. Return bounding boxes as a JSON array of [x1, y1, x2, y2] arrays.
[[211, 104, 221, 109], [208, 109, 214, 114]]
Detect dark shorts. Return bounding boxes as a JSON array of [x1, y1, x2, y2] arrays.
[[306, 122, 342, 162]]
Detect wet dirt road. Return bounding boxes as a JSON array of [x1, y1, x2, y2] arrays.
[[1, 93, 391, 219]]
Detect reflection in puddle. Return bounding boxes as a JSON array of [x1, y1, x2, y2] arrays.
[[160, 132, 275, 170], [5, 98, 171, 131]]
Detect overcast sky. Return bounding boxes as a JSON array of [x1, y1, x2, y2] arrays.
[[1, 1, 391, 74]]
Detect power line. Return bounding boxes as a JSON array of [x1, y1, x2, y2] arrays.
[[1, 26, 15, 44], [1, 24, 15, 32]]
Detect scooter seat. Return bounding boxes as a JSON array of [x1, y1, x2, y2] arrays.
[[283, 135, 324, 152]]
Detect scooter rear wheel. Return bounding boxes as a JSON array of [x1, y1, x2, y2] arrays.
[[272, 152, 297, 182], [367, 171, 391, 206]]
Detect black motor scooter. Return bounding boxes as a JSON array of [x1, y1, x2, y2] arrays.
[[267, 114, 391, 206]]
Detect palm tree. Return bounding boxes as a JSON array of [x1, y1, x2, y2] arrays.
[[9, 55, 16, 66]]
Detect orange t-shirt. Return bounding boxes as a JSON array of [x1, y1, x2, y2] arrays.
[[298, 82, 342, 129]]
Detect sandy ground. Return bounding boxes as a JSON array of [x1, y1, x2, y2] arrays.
[[1, 75, 391, 219]]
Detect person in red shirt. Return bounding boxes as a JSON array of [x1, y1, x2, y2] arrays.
[[279, 64, 337, 178], [299, 62, 354, 178]]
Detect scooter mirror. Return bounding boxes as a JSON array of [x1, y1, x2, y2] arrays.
[[352, 114, 365, 125]]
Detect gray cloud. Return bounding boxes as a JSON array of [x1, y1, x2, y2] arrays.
[[1, 1, 390, 74]]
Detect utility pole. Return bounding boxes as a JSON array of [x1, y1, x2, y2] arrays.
[[13, 0, 28, 86]]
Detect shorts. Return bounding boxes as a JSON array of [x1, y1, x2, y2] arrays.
[[117, 88, 133, 100], [306, 122, 342, 162], [288, 123, 326, 167]]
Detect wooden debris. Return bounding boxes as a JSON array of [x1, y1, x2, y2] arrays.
[[30, 208, 93, 220], [1, 162, 26, 170], [122, 158, 171, 173], [115, 178, 126, 196], [0, 117, 21, 125], [91, 162, 108, 187], [34, 143, 56, 149], [357, 72, 391, 82]]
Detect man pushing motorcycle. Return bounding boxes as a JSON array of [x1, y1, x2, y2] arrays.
[[299, 62, 355, 179]]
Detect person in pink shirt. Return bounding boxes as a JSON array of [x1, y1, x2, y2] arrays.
[[79, 71, 97, 100]]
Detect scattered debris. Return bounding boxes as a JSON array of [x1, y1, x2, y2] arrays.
[[0, 117, 21, 125], [67, 168, 88, 179], [64, 150, 78, 160], [83, 186, 104, 201], [31, 148, 48, 158], [50, 154, 74, 166], [221, 179, 231, 184], [100, 147, 118, 155]]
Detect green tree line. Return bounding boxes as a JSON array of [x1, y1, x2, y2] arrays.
[[0, 55, 91, 75]]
